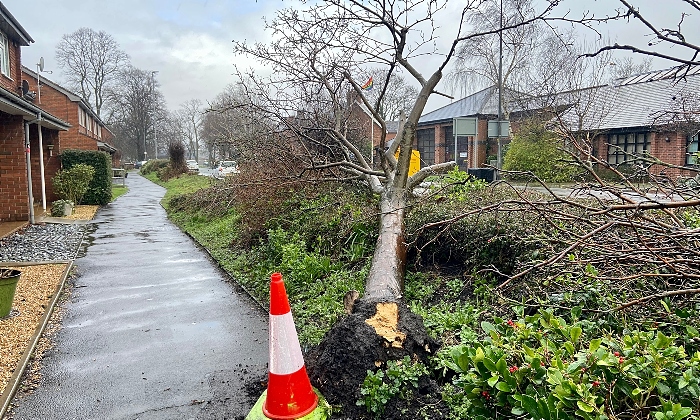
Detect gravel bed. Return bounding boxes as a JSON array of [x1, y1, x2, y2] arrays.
[[0, 224, 91, 262], [0, 264, 66, 395]]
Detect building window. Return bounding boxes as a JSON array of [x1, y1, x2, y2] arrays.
[[688, 133, 699, 166], [607, 132, 649, 165], [416, 128, 435, 166], [79, 109, 85, 127], [0, 33, 9, 78]]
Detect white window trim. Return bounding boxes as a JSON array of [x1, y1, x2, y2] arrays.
[[0, 32, 9, 78]]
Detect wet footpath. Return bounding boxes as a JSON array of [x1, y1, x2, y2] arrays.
[[9, 173, 268, 420]]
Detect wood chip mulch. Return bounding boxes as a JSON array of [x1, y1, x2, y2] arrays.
[[0, 264, 66, 396], [62, 205, 99, 220]]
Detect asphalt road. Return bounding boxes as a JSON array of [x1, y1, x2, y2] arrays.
[[10, 173, 268, 420]]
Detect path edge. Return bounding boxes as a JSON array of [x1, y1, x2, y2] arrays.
[[0, 260, 74, 418]]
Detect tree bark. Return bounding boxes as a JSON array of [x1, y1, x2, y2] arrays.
[[363, 187, 407, 300]]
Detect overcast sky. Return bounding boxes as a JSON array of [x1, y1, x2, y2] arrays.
[[4, 0, 698, 115]]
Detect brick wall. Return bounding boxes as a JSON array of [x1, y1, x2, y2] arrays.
[[0, 114, 29, 221], [0, 38, 21, 93], [21, 69, 102, 155]]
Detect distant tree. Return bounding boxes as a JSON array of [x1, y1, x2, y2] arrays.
[[362, 69, 419, 121], [106, 66, 166, 161], [174, 99, 204, 161], [610, 56, 654, 79], [55, 28, 129, 117]]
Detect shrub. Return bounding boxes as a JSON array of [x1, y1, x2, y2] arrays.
[[442, 308, 700, 419], [357, 356, 429, 418], [60, 150, 112, 205], [50, 199, 72, 217], [503, 123, 577, 183], [52, 163, 95, 204], [140, 159, 168, 175]]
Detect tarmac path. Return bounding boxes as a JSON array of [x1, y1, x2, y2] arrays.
[[9, 173, 268, 420]]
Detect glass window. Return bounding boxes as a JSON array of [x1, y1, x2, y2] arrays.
[[607, 132, 649, 165], [0, 33, 9, 77], [687, 133, 699, 165], [416, 128, 435, 166]]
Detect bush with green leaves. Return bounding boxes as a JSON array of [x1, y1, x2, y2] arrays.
[[503, 123, 577, 183], [52, 163, 95, 204], [60, 149, 112, 205], [357, 356, 429, 418], [140, 159, 169, 176], [429, 167, 488, 201], [50, 199, 73, 217], [441, 308, 700, 420]]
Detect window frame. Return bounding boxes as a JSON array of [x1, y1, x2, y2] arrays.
[[687, 133, 699, 166], [0, 32, 10, 78], [606, 132, 650, 165]]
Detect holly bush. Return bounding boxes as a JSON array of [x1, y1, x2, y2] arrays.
[[442, 308, 700, 419]]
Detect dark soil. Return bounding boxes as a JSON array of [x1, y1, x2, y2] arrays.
[[305, 299, 451, 419]]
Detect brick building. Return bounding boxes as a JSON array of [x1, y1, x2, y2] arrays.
[[416, 66, 700, 179], [22, 66, 118, 167], [0, 2, 70, 222]]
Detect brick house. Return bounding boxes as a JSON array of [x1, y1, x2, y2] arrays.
[[417, 66, 700, 178], [21, 65, 118, 168], [0, 2, 70, 222]]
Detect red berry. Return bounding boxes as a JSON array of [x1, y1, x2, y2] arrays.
[[618, 357, 625, 364], [507, 319, 514, 327], [592, 380, 600, 387], [509, 365, 518, 373], [614, 352, 620, 357]]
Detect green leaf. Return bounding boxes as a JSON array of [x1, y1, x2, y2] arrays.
[[577, 400, 595, 413], [487, 376, 499, 387], [496, 381, 512, 392], [483, 357, 498, 373], [481, 321, 496, 334], [589, 338, 602, 353], [520, 394, 541, 419], [656, 382, 672, 395], [563, 342, 575, 355], [570, 326, 582, 343], [473, 347, 485, 363]]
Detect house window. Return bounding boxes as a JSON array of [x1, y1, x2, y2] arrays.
[[98, 125, 102, 139], [0, 33, 9, 78], [79, 109, 85, 127], [688, 133, 699, 166], [607, 132, 649, 165], [416, 128, 435, 166]]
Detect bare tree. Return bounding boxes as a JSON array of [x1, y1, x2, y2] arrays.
[[106, 66, 166, 161], [362, 69, 419, 121], [55, 28, 129, 117], [174, 100, 204, 161]]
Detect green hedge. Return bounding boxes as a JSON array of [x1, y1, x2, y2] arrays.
[[60, 149, 112, 205]]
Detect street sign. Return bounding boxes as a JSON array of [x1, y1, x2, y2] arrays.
[[453, 117, 478, 136], [488, 120, 510, 138]]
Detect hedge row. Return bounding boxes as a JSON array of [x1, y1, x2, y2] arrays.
[[60, 149, 112, 205]]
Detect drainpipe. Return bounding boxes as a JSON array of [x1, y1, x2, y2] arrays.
[[36, 113, 47, 211], [23, 120, 35, 224]]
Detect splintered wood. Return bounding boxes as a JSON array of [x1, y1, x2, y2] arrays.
[[365, 302, 406, 348], [0, 264, 65, 395]]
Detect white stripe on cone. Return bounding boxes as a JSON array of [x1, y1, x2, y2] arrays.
[[269, 312, 305, 375]]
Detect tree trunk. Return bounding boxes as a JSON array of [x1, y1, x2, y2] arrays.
[[363, 187, 406, 300]]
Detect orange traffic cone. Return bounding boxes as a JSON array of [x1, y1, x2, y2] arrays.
[[263, 273, 319, 419]]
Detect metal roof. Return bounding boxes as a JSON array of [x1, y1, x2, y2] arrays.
[[420, 65, 700, 132], [562, 66, 700, 131], [418, 86, 500, 125]]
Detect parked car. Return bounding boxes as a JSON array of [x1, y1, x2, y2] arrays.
[[216, 160, 239, 178], [134, 160, 147, 169], [186, 159, 199, 173]]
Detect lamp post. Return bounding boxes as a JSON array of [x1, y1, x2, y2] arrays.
[[151, 71, 158, 159]]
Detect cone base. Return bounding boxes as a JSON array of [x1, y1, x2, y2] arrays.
[[263, 367, 318, 419], [246, 389, 328, 420]]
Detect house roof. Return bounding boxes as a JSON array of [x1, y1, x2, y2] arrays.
[[420, 65, 700, 133], [22, 65, 114, 137], [0, 84, 70, 131], [418, 86, 500, 125], [0, 2, 33, 46], [575, 66, 700, 131]]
